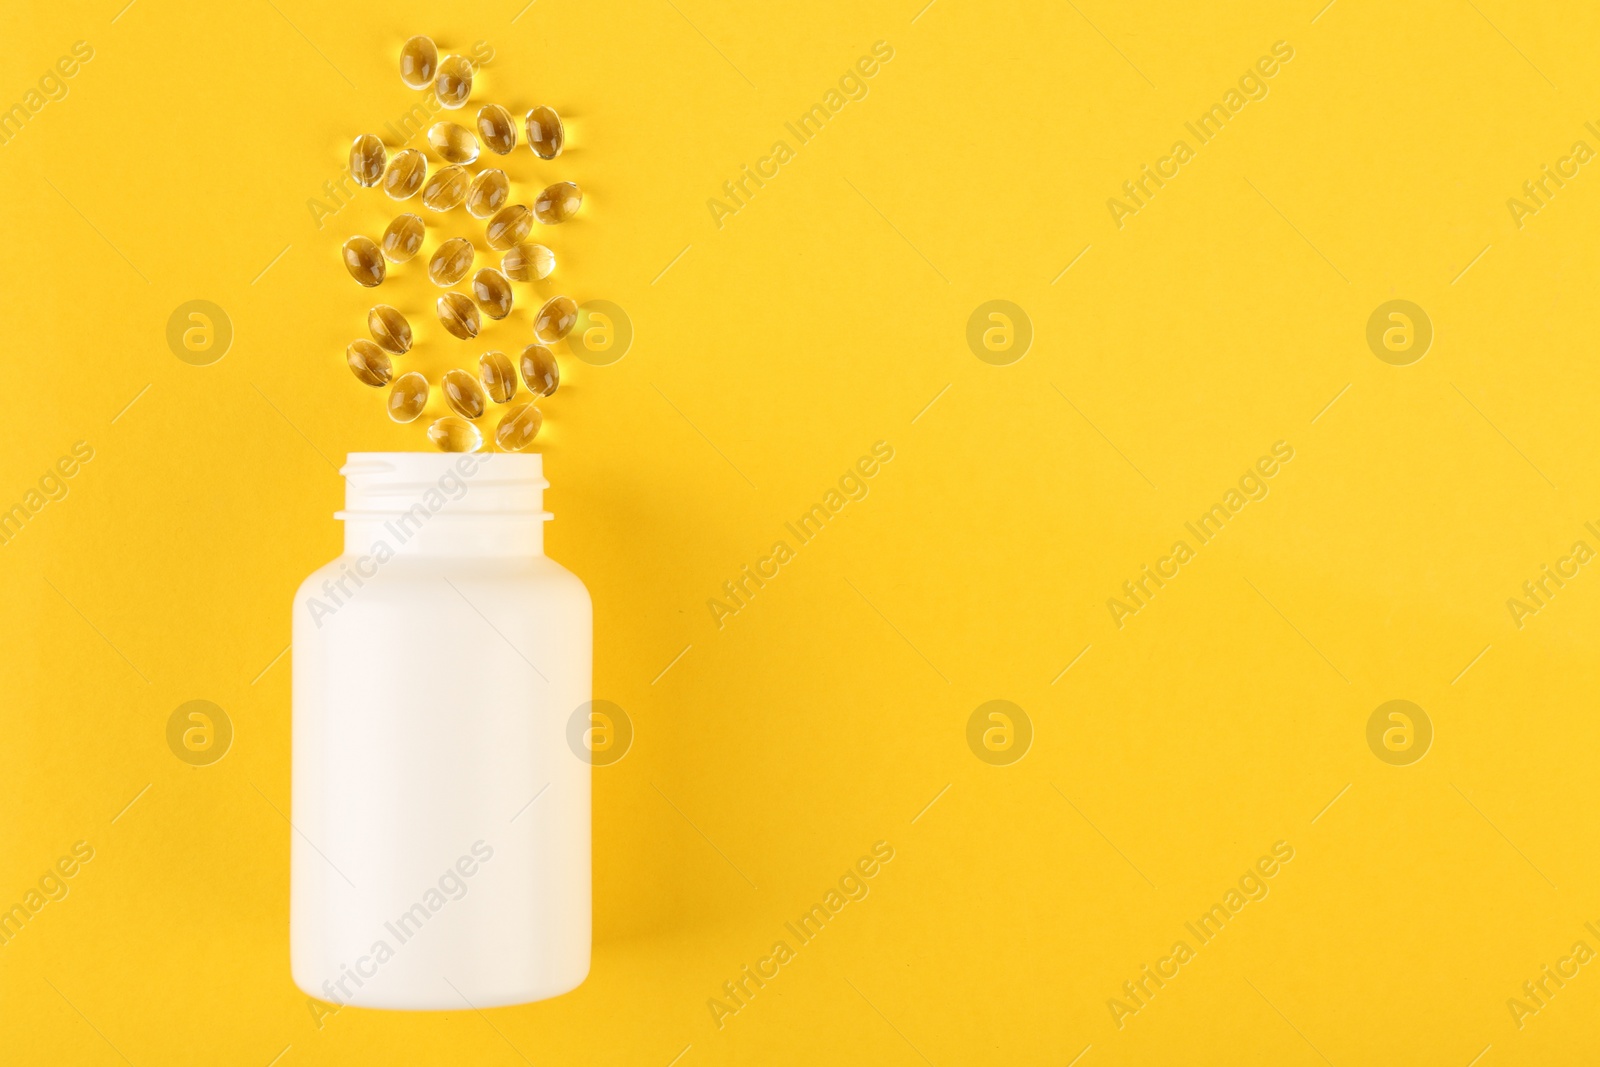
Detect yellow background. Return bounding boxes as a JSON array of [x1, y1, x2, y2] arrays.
[[3, 0, 1599, 1063]]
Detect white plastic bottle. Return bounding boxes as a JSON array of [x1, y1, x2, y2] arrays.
[[290, 451, 591, 1010]]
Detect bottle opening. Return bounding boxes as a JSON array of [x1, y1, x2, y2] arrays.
[[336, 452, 551, 520]]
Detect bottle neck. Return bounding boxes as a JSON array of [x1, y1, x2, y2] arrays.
[[336, 452, 551, 560], [344, 515, 545, 558]]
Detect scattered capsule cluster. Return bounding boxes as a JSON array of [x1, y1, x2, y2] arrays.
[[338, 34, 584, 453]]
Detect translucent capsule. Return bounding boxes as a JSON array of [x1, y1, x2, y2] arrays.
[[350, 134, 386, 187], [383, 149, 427, 200], [346, 339, 392, 386], [442, 367, 488, 419], [436, 292, 480, 340], [501, 242, 555, 282], [466, 169, 509, 219], [399, 35, 438, 89], [534, 181, 582, 224], [479, 350, 518, 403], [477, 104, 517, 155], [496, 403, 543, 451], [519, 343, 559, 397], [524, 106, 565, 160], [388, 371, 429, 423], [428, 237, 475, 286], [471, 268, 513, 319], [368, 305, 412, 354], [420, 164, 469, 211], [435, 55, 473, 109], [429, 415, 482, 452], [381, 213, 425, 262], [486, 204, 533, 250], [427, 121, 479, 165], [342, 236, 385, 287], [534, 295, 578, 342]]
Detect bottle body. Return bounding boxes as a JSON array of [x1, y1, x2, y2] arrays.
[[290, 453, 590, 1010]]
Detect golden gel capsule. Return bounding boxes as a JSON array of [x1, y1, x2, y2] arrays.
[[437, 292, 480, 340], [388, 371, 429, 423], [534, 295, 578, 342], [479, 350, 518, 403], [471, 268, 514, 319], [399, 35, 438, 89], [442, 367, 488, 419], [346, 339, 392, 386], [486, 204, 533, 250], [368, 305, 413, 354], [383, 148, 427, 200], [428, 237, 475, 286], [435, 55, 473, 109], [501, 243, 555, 282], [429, 415, 482, 452], [534, 181, 582, 224], [427, 121, 479, 165], [519, 343, 559, 397], [343, 236, 385, 287], [496, 403, 543, 451], [350, 134, 386, 187], [421, 164, 469, 211], [476, 104, 517, 155], [381, 213, 425, 262], [466, 169, 509, 219], [524, 106, 565, 160]]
